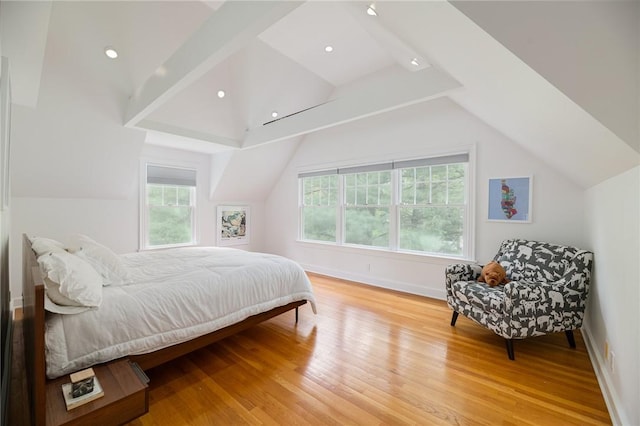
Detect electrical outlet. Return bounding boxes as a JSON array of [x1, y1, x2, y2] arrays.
[[609, 351, 615, 374]]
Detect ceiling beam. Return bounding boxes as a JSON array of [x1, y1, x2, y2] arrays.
[[124, 1, 302, 128], [242, 66, 462, 148], [138, 120, 241, 149]]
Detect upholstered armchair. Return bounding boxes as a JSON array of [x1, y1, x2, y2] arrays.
[[446, 239, 593, 360]]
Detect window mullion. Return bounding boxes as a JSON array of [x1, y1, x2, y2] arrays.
[[299, 154, 470, 258], [338, 174, 344, 245], [390, 169, 399, 251]]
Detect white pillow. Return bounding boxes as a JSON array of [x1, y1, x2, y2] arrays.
[[70, 235, 131, 286], [44, 293, 92, 314], [37, 251, 103, 308], [30, 237, 67, 257]]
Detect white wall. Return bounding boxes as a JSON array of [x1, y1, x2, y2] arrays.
[[583, 166, 639, 426], [9, 140, 267, 307], [6, 29, 270, 308], [265, 97, 585, 298]]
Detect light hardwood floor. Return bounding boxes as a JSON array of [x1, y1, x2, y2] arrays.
[[124, 273, 610, 425]]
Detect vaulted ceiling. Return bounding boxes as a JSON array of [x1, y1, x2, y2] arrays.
[[2, 0, 639, 194]]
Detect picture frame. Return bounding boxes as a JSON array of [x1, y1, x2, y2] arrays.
[[487, 176, 532, 223], [217, 205, 249, 246]]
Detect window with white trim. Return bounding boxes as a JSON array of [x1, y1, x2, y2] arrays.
[[300, 173, 338, 242], [299, 154, 470, 258], [144, 164, 197, 249], [343, 167, 392, 248]]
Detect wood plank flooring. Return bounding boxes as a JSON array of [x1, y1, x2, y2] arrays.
[[124, 273, 610, 425], [8, 273, 610, 425]]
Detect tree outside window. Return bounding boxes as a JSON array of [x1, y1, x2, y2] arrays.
[[144, 164, 197, 249], [298, 155, 469, 258], [147, 184, 195, 247]]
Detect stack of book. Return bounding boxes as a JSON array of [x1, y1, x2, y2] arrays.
[[61, 368, 104, 410]]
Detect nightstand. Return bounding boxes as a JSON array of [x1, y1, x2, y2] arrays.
[[45, 360, 149, 426]]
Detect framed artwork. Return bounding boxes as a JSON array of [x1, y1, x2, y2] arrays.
[[488, 176, 532, 223], [217, 205, 249, 246]]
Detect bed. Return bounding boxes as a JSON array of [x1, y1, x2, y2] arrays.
[[22, 234, 316, 425]]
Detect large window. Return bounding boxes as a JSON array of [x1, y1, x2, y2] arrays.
[[299, 154, 470, 258], [144, 164, 197, 249]]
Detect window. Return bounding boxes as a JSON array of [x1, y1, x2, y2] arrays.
[[144, 164, 196, 248], [343, 168, 391, 248], [300, 173, 338, 242], [398, 163, 466, 255], [299, 154, 470, 258]]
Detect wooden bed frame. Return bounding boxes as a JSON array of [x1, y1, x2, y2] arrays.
[[21, 234, 307, 426]]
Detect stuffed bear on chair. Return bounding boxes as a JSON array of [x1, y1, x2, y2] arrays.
[[478, 261, 510, 287]]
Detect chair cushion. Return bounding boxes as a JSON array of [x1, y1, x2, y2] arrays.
[[451, 281, 505, 313]]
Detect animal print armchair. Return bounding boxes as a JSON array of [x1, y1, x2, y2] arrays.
[[446, 239, 593, 360]]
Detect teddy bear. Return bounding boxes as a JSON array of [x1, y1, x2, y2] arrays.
[[478, 261, 510, 287]]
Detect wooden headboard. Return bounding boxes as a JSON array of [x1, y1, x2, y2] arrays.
[[22, 234, 46, 426]]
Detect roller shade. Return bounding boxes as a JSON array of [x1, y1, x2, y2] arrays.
[[298, 169, 338, 179], [298, 154, 469, 179], [338, 162, 393, 175], [393, 153, 468, 169], [147, 165, 196, 186]]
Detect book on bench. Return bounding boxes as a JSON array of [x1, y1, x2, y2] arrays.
[[62, 376, 104, 410]]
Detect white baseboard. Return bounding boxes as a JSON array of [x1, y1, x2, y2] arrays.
[[300, 263, 446, 300], [303, 265, 626, 423], [10, 297, 22, 314], [581, 325, 627, 426]]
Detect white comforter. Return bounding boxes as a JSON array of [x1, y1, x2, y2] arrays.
[[45, 247, 316, 378]]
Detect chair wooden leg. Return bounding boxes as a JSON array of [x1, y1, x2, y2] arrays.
[[505, 339, 515, 360], [565, 330, 576, 348], [450, 311, 459, 326]]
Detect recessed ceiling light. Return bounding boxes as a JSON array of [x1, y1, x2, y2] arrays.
[[324, 45, 333, 53], [271, 111, 278, 118], [410, 58, 420, 67], [217, 90, 225, 98], [104, 46, 118, 59], [366, 4, 377, 16]]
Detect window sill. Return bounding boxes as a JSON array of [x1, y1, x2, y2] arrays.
[[295, 240, 476, 265], [140, 242, 197, 252]]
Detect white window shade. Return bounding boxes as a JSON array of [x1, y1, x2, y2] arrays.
[[147, 165, 196, 186], [393, 153, 469, 169]]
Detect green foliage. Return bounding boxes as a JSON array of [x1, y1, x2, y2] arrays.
[[303, 175, 337, 206], [148, 206, 192, 246], [303, 207, 336, 242], [345, 207, 389, 247], [147, 184, 194, 246], [300, 162, 467, 256], [399, 206, 463, 255], [345, 171, 391, 205]]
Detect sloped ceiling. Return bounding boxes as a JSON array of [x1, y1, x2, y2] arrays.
[[452, 0, 640, 153], [2, 0, 639, 199]]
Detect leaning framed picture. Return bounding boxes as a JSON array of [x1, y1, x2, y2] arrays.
[[487, 176, 532, 223], [217, 205, 249, 246]]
